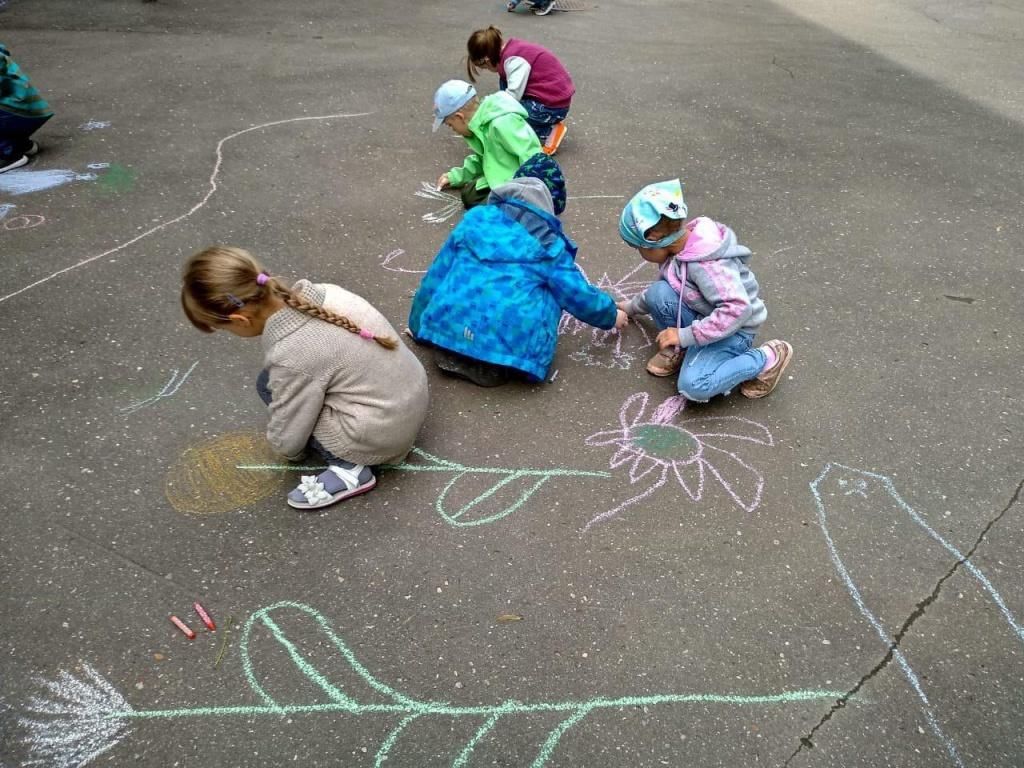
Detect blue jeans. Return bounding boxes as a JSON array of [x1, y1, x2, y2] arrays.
[[256, 369, 355, 467], [520, 99, 569, 142], [0, 111, 50, 162], [643, 279, 766, 402]]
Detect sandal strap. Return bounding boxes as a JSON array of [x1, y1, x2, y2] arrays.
[[326, 464, 365, 491]]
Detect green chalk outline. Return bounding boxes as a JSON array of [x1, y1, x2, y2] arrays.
[[237, 448, 612, 527], [105, 601, 849, 767]]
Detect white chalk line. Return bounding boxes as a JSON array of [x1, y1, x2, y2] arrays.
[[0, 112, 373, 306]]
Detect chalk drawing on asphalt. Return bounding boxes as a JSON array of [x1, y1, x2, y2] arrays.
[[239, 447, 611, 527], [560, 262, 652, 369], [583, 392, 774, 531], [0, 111, 373, 305], [17, 601, 848, 768], [78, 120, 111, 132], [0, 166, 103, 197], [0, 203, 45, 231], [810, 464, 1024, 767], [118, 362, 198, 416], [415, 181, 461, 223], [379, 248, 426, 274], [164, 430, 290, 515]]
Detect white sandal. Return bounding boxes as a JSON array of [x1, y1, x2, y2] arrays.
[[287, 465, 376, 510]]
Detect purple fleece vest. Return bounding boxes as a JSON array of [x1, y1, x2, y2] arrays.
[[498, 39, 575, 108]]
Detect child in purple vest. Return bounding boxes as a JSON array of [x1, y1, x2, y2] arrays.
[[467, 26, 573, 154]]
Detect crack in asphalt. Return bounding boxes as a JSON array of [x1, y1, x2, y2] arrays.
[[784, 476, 1024, 766]]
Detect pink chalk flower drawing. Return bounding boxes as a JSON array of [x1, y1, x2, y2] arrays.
[[583, 393, 774, 531]]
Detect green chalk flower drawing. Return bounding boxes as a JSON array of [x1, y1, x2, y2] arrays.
[[19, 602, 848, 768], [239, 447, 613, 527]]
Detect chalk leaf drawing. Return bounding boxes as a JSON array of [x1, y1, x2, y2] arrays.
[[19, 602, 848, 768], [239, 448, 611, 527], [416, 181, 461, 223], [119, 361, 198, 416], [584, 393, 774, 530], [561, 262, 652, 370], [811, 464, 1024, 767]]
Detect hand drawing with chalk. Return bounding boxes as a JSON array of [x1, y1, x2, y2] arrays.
[[560, 262, 653, 370], [17, 601, 847, 768], [583, 392, 774, 531], [415, 180, 461, 223]]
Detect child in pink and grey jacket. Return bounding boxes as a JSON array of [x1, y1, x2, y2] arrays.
[[617, 179, 794, 402]]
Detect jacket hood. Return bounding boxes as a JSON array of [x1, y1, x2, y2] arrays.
[[469, 90, 529, 131], [459, 180, 577, 266], [677, 220, 752, 263]]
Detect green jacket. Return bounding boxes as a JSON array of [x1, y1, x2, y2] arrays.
[[447, 91, 541, 191], [0, 45, 52, 118]]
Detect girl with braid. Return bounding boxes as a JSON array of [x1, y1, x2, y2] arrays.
[[181, 246, 429, 510]]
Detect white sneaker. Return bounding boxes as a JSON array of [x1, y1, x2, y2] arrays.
[[0, 154, 29, 174]]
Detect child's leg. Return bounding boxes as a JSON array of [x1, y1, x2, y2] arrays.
[[519, 99, 569, 143], [640, 280, 699, 377], [642, 279, 697, 331], [257, 369, 376, 505], [255, 368, 273, 405], [287, 439, 376, 510], [0, 112, 49, 171], [676, 332, 766, 402], [459, 183, 491, 209]]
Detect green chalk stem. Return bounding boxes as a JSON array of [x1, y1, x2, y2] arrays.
[[236, 448, 612, 527], [101, 602, 849, 768]]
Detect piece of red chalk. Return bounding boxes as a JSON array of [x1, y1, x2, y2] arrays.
[[170, 615, 196, 640], [193, 601, 216, 631]]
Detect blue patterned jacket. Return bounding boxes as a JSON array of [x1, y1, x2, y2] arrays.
[[409, 201, 617, 381]]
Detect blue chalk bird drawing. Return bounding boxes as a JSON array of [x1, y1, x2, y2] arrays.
[[18, 602, 848, 767], [811, 463, 1024, 767]]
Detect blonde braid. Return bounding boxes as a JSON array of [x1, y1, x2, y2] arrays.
[[269, 279, 398, 350]]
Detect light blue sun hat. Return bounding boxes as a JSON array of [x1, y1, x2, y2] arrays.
[[619, 179, 688, 248]]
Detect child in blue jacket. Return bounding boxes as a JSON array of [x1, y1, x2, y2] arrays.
[[409, 177, 627, 386]]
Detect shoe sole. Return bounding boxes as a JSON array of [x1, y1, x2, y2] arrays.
[[287, 475, 377, 509], [542, 123, 567, 155], [645, 363, 680, 377], [0, 155, 30, 174], [741, 341, 793, 398]]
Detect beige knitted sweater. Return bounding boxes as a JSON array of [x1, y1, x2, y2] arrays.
[[260, 280, 429, 465]]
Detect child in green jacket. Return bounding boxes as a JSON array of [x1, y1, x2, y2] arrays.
[[433, 79, 542, 209]]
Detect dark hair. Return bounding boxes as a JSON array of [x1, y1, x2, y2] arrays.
[[466, 26, 503, 82]]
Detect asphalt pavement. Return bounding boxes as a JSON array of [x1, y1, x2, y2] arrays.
[[1, 1, 1022, 766]]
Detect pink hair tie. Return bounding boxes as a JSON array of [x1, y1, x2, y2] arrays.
[[359, 328, 375, 340], [256, 272, 270, 286]]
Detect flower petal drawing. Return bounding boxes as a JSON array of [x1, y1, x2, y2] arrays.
[[628, 453, 661, 484], [672, 459, 705, 501], [690, 416, 775, 447], [700, 446, 765, 513], [620, 392, 649, 429], [584, 394, 773, 529]]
